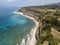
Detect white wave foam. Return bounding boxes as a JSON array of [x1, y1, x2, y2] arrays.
[[20, 39, 25, 45], [15, 12, 39, 45]]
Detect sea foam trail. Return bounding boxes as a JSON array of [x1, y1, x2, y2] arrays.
[[20, 39, 25, 45], [14, 12, 39, 45], [26, 35, 31, 45]]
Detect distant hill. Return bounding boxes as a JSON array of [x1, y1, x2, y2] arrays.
[[40, 3, 60, 9], [21, 3, 60, 9]]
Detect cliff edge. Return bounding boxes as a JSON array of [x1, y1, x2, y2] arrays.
[[17, 3, 60, 45]]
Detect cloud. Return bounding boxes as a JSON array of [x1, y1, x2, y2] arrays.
[[0, 0, 60, 7], [29, 0, 36, 2], [28, 0, 37, 2], [7, 0, 13, 2], [0, 0, 13, 3]]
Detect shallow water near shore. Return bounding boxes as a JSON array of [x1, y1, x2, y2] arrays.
[[0, 7, 35, 45]]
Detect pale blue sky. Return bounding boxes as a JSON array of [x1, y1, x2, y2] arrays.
[[0, 0, 60, 7]]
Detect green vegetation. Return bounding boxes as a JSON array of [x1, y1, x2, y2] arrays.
[[18, 7, 60, 45], [36, 36, 46, 45], [35, 8, 60, 45], [54, 10, 60, 16], [37, 34, 59, 45]]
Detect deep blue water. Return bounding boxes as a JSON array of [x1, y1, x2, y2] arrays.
[[0, 7, 35, 45]]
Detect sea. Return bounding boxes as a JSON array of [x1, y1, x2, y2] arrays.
[[0, 7, 35, 45]]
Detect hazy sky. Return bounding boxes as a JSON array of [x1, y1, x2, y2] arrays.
[[0, 0, 60, 7]]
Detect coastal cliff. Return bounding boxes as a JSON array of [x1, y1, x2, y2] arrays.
[[17, 3, 60, 45]]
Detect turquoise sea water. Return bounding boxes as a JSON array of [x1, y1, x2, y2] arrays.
[[0, 7, 35, 45]]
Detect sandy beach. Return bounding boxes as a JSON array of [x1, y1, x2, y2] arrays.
[[14, 12, 39, 45]]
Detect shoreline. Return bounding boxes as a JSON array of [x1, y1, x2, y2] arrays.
[[14, 12, 39, 45]]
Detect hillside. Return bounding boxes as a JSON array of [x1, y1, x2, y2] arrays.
[[17, 3, 60, 45]]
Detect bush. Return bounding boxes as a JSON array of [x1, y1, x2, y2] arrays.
[[46, 34, 58, 45], [54, 12, 60, 16], [36, 36, 46, 45]]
